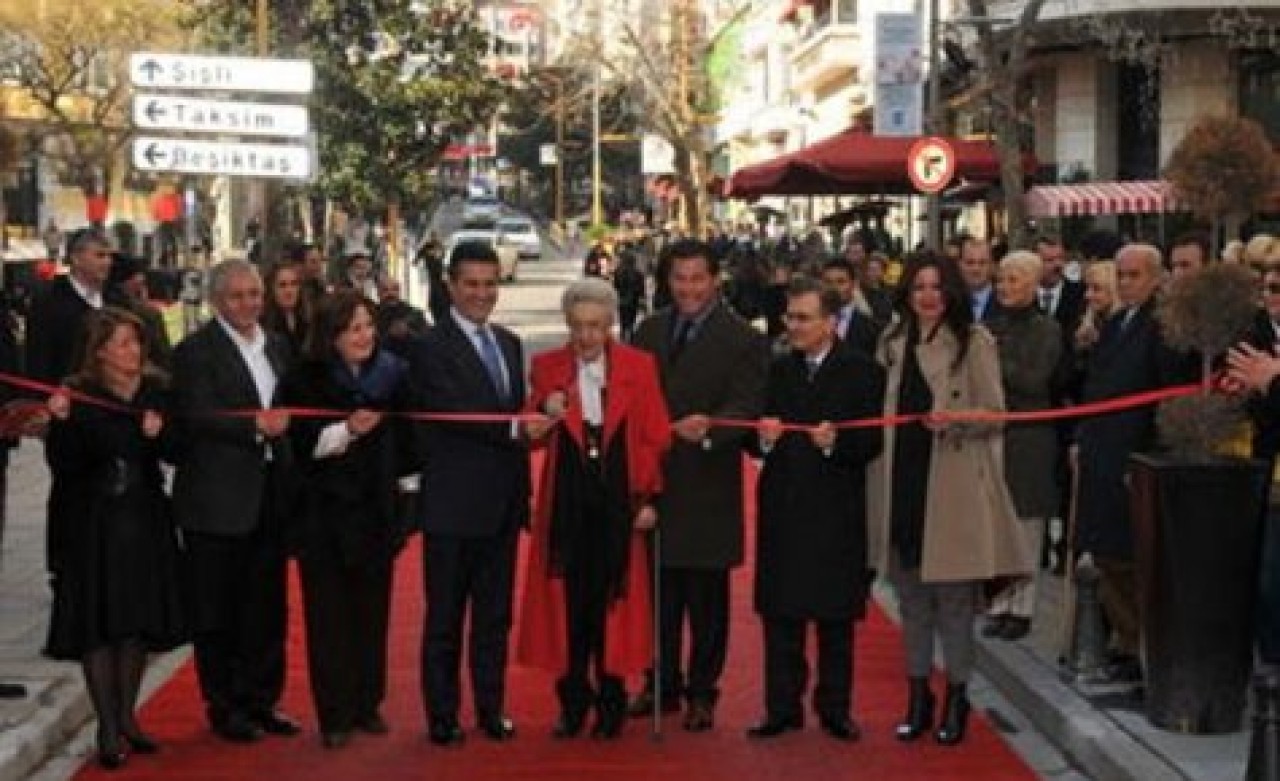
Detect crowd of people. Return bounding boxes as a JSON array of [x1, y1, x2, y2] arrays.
[[6, 219, 1280, 773]]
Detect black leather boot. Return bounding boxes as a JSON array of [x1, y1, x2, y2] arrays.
[[894, 677, 935, 741], [934, 683, 971, 746]]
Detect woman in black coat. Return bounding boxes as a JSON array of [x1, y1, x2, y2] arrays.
[[44, 307, 184, 769], [277, 289, 417, 748]]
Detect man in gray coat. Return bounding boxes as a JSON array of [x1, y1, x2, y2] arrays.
[[630, 238, 768, 731]]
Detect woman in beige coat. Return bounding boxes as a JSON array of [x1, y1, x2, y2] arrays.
[[867, 253, 1033, 747]]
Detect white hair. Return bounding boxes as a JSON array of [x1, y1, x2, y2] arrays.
[[998, 250, 1043, 281], [1117, 243, 1164, 275], [561, 277, 618, 318], [208, 259, 260, 298]]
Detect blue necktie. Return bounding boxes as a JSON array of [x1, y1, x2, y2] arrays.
[[477, 326, 509, 400]]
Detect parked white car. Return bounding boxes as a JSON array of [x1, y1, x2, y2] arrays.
[[462, 195, 502, 223], [446, 228, 519, 282], [495, 217, 541, 261]]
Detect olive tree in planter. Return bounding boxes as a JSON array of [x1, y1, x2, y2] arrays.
[[1129, 262, 1267, 733], [1163, 114, 1278, 249]]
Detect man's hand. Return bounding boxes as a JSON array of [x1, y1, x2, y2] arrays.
[[809, 420, 836, 451], [1227, 343, 1280, 395], [256, 409, 290, 438], [141, 410, 164, 439], [346, 409, 383, 437], [673, 413, 711, 444], [634, 505, 657, 532], [758, 416, 783, 448]]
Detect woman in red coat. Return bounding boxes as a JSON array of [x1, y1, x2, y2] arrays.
[[518, 278, 671, 740]]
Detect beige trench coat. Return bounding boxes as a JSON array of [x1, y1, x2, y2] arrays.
[[866, 325, 1034, 583]]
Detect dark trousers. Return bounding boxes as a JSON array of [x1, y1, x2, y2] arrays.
[[298, 540, 393, 733], [421, 530, 518, 722], [558, 510, 623, 714], [186, 511, 288, 723], [658, 566, 730, 705], [1097, 556, 1140, 658], [762, 617, 854, 722]]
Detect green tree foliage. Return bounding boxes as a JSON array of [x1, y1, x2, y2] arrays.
[[192, 0, 507, 213]]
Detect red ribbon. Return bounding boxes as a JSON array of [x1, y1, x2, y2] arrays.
[[0, 371, 1204, 432]]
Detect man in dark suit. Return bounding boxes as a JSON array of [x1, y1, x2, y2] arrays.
[[958, 236, 1003, 323], [819, 258, 883, 357], [1035, 234, 1085, 335], [1074, 243, 1191, 684], [25, 229, 120, 384], [410, 241, 529, 746], [630, 238, 768, 731], [171, 259, 299, 743], [748, 278, 884, 742]]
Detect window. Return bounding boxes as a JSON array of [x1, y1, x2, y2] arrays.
[[1241, 51, 1280, 144]]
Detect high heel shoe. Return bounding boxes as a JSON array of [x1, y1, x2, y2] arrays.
[[934, 683, 971, 746], [894, 677, 935, 741]]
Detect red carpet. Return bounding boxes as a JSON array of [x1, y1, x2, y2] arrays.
[[73, 459, 1037, 781]]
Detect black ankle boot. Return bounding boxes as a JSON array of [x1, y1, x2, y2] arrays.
[[935, 683, 970, 746], [894, 677, 935, 741]]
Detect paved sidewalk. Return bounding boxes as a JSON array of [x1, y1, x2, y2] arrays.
[[974, 567, 1251, 781], [0, 440, 90, 781]]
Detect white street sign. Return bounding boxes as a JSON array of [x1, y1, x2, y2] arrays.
[[129, 52, 314, 94], [132, 137, 311, 179], [132, 95, 309, 138]]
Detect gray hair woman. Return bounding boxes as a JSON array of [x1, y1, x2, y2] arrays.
[[984, 251, 1063, 641], [517, 275, 671, 739]]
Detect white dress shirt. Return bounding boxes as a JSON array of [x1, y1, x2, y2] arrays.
[[577, 353, 607, 427], [68, 274, 104, 310], [216, 317, 277, 407]]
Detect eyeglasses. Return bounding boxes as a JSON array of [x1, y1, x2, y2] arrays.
[[783, 312, 823, 323], [1265, 283, 1280, 295]]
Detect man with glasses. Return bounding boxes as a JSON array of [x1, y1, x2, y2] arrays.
[[25, 229, 121, 384]]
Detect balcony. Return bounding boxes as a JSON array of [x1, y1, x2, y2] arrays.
[[789, 1, 862, 92]]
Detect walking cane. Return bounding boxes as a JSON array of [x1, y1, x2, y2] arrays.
[[651, 524, 663, 741], [1057, 449, 1082, 663]]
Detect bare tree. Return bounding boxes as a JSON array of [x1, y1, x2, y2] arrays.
[[564, 0, 747, 233], [964, 0, 1048, 249], [0, 0, 182, 204]]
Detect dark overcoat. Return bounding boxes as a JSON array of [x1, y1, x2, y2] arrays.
[[754, 346, 884, 620], [632, 303, 768, 569]]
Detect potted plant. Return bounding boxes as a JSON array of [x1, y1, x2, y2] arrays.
[[1129, 261, 1269, 734]]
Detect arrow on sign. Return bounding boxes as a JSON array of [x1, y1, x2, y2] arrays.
[[142, 143, 167, 167], [144, 100, 166, 124], [139, 59, 163, 82]]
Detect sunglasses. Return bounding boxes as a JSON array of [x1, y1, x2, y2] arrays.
[[1265, 283, 1280, 295]]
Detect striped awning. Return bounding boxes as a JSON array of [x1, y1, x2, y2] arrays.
[[1024, 180, 1185, 218]]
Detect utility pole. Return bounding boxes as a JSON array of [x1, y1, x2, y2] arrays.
[[926, 0, 943, 251], [590, 0, 604, 227], [554, 75, 565, 228]]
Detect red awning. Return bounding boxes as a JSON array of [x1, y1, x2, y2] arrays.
[[1024, 181, 1185, 217], [726, 129, 1032, 199]]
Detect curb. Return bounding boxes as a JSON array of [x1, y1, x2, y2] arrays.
[[0, 675, 89, 781], [975, 634, 1190, 781]]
